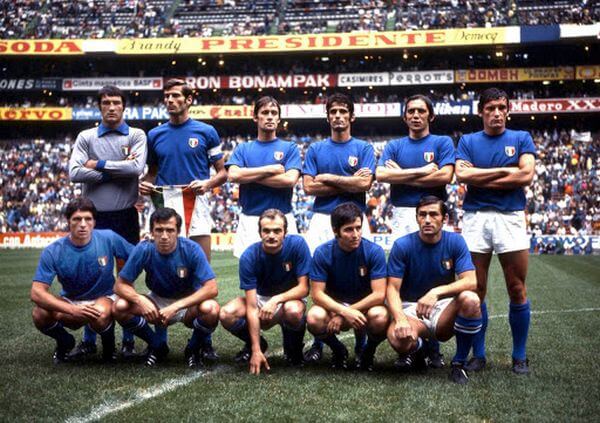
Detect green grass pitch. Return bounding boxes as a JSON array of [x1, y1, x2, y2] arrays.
[[1, 250, 599, 422]]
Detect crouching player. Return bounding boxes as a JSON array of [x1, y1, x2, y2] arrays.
[[306, 202, 388, 371], [113, 207, 220, 368], [220, 209, 311, 374], [31, 198, 133, 364], [386, 196, 481, 384]]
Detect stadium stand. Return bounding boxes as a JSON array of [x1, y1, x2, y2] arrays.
[[0, 0, 598, 38]]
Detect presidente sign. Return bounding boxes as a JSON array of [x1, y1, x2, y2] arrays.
[[114, 27, 515, 54]]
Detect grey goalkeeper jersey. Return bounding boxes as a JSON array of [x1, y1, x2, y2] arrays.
[[69, 124, 147, 212]]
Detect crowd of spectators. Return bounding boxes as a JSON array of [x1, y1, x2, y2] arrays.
[[0, 0, 597, 39], [2, 84, 595, 110], [2, 131, 598, 245]]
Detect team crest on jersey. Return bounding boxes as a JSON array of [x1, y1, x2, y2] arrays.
[[274, 151, 284, 161], [121, 145, 130, 156], [97, 256, 108, 267], [359, 266, 368, 277], [442, 259, 453, 271], [505, 146, 516, 157], [348, 156, 358, 167], [177, 267, 188, 278], [283, 261, 293, 272], [423, 152, 435, 163], [188, 138, 199, 148]]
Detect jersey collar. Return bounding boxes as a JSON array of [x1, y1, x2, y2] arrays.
[[97, 122, 129, 137]]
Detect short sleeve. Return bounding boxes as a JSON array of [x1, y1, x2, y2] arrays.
[[302, 144, 318, 177], [453, 235, 475, 274], [206, 126, 223, 162], [368, 244, 387, 280], [293, 237, 312, 277], [378, 141, 394, 167], [519, 131, 537, 158], [455, 135, 471, 162], [361, 143, 376, 172], [33, 248, 57, 285], [309, 245, 329, 282], [190, 245, 216, 289], [239, 247, 258, 291], [437, 136, 456, 167], [118, 243, 148, 284], [225, 143, 245, 169], [110, 231, 134, 260], [285, 142, 302, 171], [387, 241, 408, 279]]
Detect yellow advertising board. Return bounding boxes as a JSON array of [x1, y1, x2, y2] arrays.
[[575, 65, 600, 80], [115, 27, 514, 55], [455, 67, 574, 83], [189, 105, 254, 120], [0, 40, 84, 55], [0, 107, 72, 121]]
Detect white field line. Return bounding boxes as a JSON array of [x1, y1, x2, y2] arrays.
[[488, 307, 600, 319], [66, 308, 599, 423]]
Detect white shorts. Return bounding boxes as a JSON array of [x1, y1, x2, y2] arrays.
[[462, 210, 529, 254], [390, 206, 419, 238], [305, 212, 371, 254], [146, 292, 187, 325], [64, 294, 117, 306], [233, 212, 298, 258], [402, 298, 453, 340]]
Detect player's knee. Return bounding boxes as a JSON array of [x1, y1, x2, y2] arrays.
[[219, 304, 238, 328], [507, 282, 527, 303], [306, 306, 327, 333], [367, 306, 388, 330], [111, 298, 130, 321], [32, 306, 52, 328], [282, 301, 304, 323], [458, 291, 481, 317]]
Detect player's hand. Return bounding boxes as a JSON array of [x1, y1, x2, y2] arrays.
[[84, 159, 98, 169], [136, 296, 160, 323], [139, 180, 156, 195], [416, 291, 438, 319], [385, 160, 401, 169], [189, 179, 210, 195], [327, 314, 344, 334], [459, 160, 474, 168], [419, 162, 439, 175], [70, 303, 102, 320], [159, 304, 179, 325], [353, 167, 372, 178], [249, 351, 270, 375], [341, 307, 367, 330], [258, 299, 279, 323], [393, 318, 414, 341], [266, 164, 285, 175], [126, 152, 137, 161]]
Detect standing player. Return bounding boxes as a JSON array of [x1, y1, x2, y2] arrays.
[[139, 78, 227, 262], [226, 96, 302, 258], [139, 79, 226, 360], [31, 198, 133, 364], [302, 93, 376, 362], [112, 207, 220, 368], [386, 196, 481, 384], [456, 87, 536, 374], [306, 203, 388, 371], [376, 94, 455, 369], [68, 85, 147, 360], [220, 209, 311, 374]]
